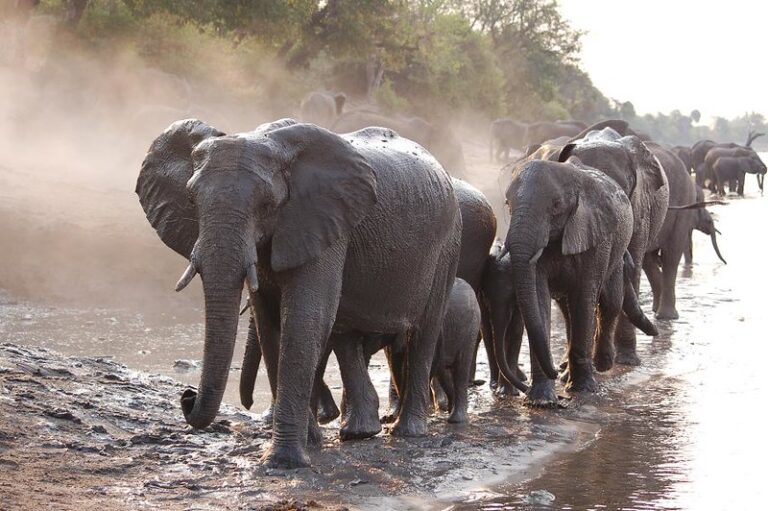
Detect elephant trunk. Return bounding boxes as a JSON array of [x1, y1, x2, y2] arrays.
[[488, 292, 529, 393], [505, 220, 558, 380], [239, 314, 261, 410], [181, 263, 246, 429], [710, 231, 727, 264]]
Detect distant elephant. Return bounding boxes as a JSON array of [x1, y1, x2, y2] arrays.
[[521, 120, 668, 368], [694, 131, 764, 190], [672, 145, 692, 174], [136, 118, 461, 468], [643, 143, 726, 319], [332, 110, 466, 177], [299, 91, 346, 128], [430, 278, 481, 424], [489, 118, 527, 162], [709, 151, 766, 196], [493, 149, 656, 406], [523, 121, 586, 146]]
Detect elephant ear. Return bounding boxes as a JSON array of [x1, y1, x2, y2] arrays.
[[557, 143, 577, 163], [267, 124, 378, 272], [136, 119, 224, 259], [562, 189, 617, 256]]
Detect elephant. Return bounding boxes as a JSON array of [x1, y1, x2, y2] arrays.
[[247, 177, 497, 426], [693, 131, 764, 190], [643, 143, 726, 319], [332, 110, 466, 178], [299, 91, 346, 128], [523, 121, 587, 146], [492, 149, 657, 406], [430, 278, 481, 424], [709, 151, 766, 196], [671, 145, 693, 174], [519, 120, 668, 368], [489, 118, 527, 162], [136, 118, 461, 468]]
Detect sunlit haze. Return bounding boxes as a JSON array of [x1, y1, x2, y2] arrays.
[[560, 0, 768, 121]]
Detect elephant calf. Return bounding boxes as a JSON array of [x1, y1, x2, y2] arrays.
[[430, 278, 481, 424]]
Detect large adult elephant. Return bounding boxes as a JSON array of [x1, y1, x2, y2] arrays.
[[523, 120, 586, 146], [251, 177, 497, 429], [489, 118, 527, 162], [519, 120, 668, 368], [491, 150, 656, 406], [332, 110, 466, 178], [136, 118, 461, 468], [643, 143, 725, 319], [299, 91, 346, 128]]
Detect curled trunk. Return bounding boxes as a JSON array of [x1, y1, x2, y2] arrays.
[[181, 280, 242, 429]]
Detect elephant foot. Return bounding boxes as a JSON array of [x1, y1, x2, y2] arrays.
[[447, 408, 469, 424], [391, 414, 428, 437], [524, 379, 559, 408], [593, 349, 615, 373], [261, 403, 275, 427], [655, 307, 679, 320], [261, 442, 311, 469], [432, 381, 450, 412], [317, 397, 340, 425], [565, 371, 598, 393], [615, 350, 641, 366], [340, 411, 382, 441], [495, 381, 520, 397]]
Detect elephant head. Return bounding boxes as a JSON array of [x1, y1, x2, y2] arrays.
[[500, 154, 623, 382], [136, 118, 377, 429]]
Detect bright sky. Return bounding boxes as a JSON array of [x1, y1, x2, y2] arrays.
[[559, 1, 768, 121]]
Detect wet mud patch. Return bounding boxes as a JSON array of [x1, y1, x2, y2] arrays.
[[0, 343, 602, 510]]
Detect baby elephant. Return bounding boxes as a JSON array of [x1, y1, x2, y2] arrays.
[[431, 278, 481, 424]]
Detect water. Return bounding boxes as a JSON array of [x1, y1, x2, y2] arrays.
[[1, 173, 767, 509]]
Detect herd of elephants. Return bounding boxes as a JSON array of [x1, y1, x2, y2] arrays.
[[134, 90, 764, 469]]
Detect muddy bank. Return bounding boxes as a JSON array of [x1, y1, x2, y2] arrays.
[[0, 342, 608, 511]]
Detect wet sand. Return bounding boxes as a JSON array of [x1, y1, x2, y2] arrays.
[[2, 136, 767, 509]]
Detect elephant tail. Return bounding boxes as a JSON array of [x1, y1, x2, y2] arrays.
[[667, 200, 726, 210], [622, 251, 658, 336]]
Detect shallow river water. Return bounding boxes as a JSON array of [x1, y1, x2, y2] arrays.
[[2, 179, 767, 510]]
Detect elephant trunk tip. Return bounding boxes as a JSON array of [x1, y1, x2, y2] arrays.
[[181, 388, 216, 429]]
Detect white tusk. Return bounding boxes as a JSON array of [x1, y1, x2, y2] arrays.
[[246, 264, 259, 293], [529, 247, 544, 265], [175, 263, 197, 292]]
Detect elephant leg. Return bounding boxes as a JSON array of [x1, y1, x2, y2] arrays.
[[392, 266, 454, 437], [447, 360, 470, 424], [499, 307, 526, 395], [564, 292, 598, 393], [435, 368, 455, 414], [615, 246, 644, 366], [261, 250, 344, 469], [555, 298, 571, 382], [311, 346, 340, 425], [431, 376, 450, 412], [334, 335, 382, 441], [252, 292, 280, 423], [737, 171, 746, 196], [643, 252, 663, 313], [383, 332, 407, 421], [655, 248, 681, 320], [524, 279, 558, 408], [594, 269, 622, 372], [239, 313, 261, 410], [683, 232, 693, 266]]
